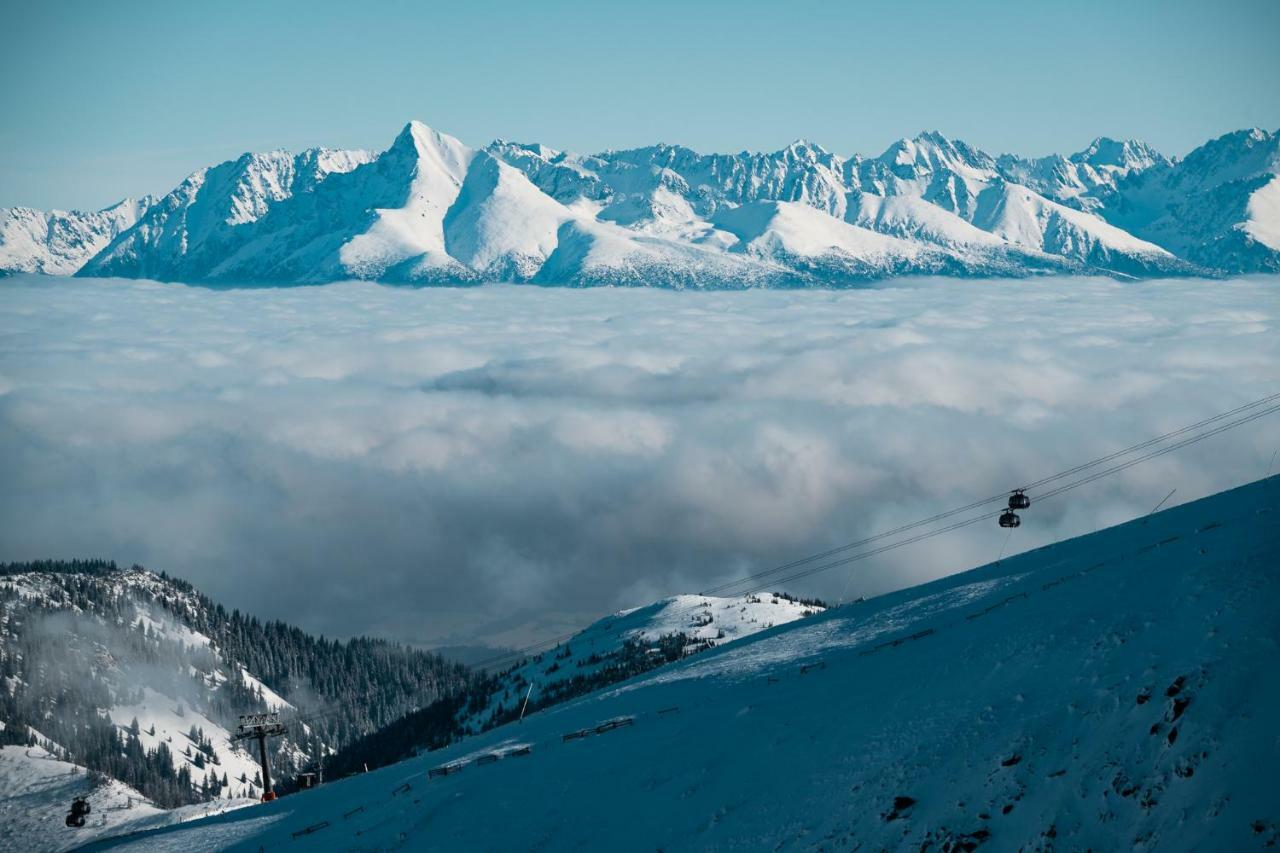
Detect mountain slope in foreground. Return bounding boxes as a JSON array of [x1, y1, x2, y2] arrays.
[[90, 475, 1280, 851]]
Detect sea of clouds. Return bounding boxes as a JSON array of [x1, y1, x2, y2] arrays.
[[0, 275, 1276, 649]]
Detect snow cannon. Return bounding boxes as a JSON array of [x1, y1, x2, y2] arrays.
[[65, 797, 90, 828]]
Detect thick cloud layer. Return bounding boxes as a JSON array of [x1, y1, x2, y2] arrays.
[[1, 276, 1276, 648]]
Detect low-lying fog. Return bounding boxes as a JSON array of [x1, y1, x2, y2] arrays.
[[1, 275, 1276, 648]]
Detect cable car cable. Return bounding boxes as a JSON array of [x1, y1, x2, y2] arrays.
[[727, 399, 1280, 597], [466, 393, 1280, 671], [702, 390, 1280, 596]]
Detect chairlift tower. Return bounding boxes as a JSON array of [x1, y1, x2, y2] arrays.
[[234, 712, 287, 802]]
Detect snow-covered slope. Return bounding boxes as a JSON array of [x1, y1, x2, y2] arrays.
[[87, 475, 1280, 852], [4, 123, 1278, 283], [462, 592, 823, 732], [712, 200, 958, 279], [0, 745, 253, 853], [969, 182, 1187, 276]]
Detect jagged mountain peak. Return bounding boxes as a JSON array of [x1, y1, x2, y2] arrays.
[[777, 138, 832, 160], [387, 120, 474, 173], [1193, 126, 1277, 161], [488, 139, 562, 162], [876, 131, 997, 177], [1071, 137, 1169, 172]]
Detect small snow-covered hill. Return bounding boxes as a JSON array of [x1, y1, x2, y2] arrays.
[[89, 474, 1279, 852], [463, 592, 824, 731], [4, 123, 1276, 284], [1, 568, 284, 800]]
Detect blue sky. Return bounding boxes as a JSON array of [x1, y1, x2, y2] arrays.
[[2, 0, 1277, 210]]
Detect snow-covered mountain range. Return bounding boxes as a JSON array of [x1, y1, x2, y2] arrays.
[[4, 123, 1278, 286], [83, 474, 1280, 852]]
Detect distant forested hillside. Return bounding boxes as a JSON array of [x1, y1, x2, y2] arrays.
[[0, 559, 477, 807]]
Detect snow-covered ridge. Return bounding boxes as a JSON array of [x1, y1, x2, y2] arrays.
[[459, 592, 823, 734], [92, 474, 1280, 852], [4, 123, 1277, 284], [0, 198, 152, 276]]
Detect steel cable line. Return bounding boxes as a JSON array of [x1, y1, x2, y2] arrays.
[[1015, 391, 1280, 492], [462, 393, 1280, 671], [702, 391, 1280, 596], [1034, 402, 1280, 502], [726, 400, 1280, 597]]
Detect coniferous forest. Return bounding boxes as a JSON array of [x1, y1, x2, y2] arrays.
[[0, 559, 477, 806]]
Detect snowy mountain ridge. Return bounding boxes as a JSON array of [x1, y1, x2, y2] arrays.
[[0, 198, 153, 276], [5, 123, 1279, 285], [462, 592, 824, 733]]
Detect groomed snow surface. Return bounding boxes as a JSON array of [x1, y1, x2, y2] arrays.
[[87, 475, 1280, 851]]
